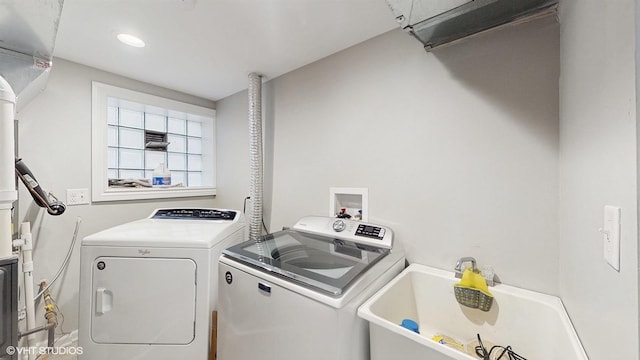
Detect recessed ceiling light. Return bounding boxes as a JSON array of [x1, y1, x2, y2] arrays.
[[117, 33, 145, 48]]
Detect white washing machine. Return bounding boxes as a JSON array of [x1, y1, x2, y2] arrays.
[[78, 208, 245, 360], [218, 216, 405, 360]]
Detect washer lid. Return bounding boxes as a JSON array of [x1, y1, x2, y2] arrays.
[[82, 208, 244, 248], [221, 229, 389, 296]]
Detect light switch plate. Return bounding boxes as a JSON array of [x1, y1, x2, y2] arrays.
[[603, 205, 620, 271]]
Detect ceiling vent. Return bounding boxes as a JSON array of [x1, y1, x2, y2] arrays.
[[386, 0, 558, 51], [0, 0, 64, 111]]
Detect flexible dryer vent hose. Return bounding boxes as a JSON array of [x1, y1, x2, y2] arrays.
[[248, 73, 263, 242]]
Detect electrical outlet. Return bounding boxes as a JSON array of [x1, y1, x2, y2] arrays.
[[66, 188, 90, 206]]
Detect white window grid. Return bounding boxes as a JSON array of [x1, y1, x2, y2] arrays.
[[92, 81, 216, 202], [107, 106, 205, 187]]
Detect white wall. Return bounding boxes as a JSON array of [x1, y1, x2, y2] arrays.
[[15, 58, 219, 337], [558, 0, 639, 358], [215, 88, 252, 212], [218, 17, 560, 294]]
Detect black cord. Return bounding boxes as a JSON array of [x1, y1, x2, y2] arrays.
[[474, 334, 527, 360], [242, 196, 270, 234], [475, 333, 489, 360]]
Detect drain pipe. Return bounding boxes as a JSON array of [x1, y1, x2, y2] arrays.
[[19, 222, 37, 359], [248, 73, 263, 242], [0, 75, 17, 259]]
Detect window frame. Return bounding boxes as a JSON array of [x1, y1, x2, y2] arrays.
[[92, 81, 216, 202]]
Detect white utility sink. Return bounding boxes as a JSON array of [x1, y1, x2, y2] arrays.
[[357, 264, 588, 360]]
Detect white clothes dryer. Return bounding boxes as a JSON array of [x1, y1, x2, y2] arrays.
[[218, 216, 405, 360], [78, 208, 245, 360]]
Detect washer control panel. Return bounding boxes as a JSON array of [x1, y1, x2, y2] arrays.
[[151, 208, 237, 221], [355, 223, 386, 240], [293, 216, 393, 249]]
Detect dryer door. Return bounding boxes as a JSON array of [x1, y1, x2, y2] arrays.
[[90, 257, 196, 344]]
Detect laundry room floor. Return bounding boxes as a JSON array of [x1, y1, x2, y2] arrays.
[[40, 352, 77, 360], [38, 339, 78, 360]]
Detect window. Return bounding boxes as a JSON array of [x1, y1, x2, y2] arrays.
[[92, 82, 216, 202]]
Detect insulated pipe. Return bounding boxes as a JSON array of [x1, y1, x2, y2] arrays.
[[0, 75, 17, 259], [248, 73, 263, 242]]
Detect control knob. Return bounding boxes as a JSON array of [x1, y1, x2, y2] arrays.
[[332, 219, 346, 232]]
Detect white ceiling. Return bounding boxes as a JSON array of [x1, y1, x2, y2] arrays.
[[54, 0, 399, 101]]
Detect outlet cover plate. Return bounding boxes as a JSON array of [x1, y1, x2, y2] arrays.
[[67, 188, 90, 206]]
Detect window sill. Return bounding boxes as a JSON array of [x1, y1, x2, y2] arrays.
[[92, 186, 216, 202]]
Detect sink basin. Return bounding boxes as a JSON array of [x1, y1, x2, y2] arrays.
[[357, 264, 588, 360]]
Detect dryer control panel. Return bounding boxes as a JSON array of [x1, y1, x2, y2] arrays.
[[151, 208, 237, 221], [292, 216, 393, 250]]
